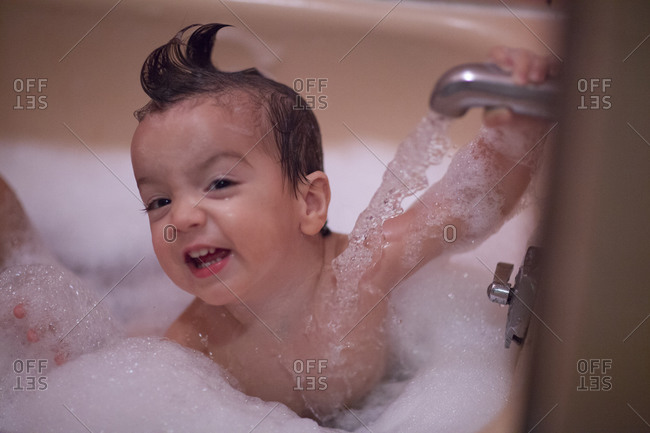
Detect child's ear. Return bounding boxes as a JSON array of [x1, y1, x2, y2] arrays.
[[297, 171, 330, 236]]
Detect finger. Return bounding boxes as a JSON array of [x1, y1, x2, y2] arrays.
[[484, 107, 513, 127], [489, 46, 514, 72], [528, 55, 548, 83], [13, 303, 26, 319], [548, 57, 561, 78], [512, 49, 532, 85], [54, 351, 67, 366], [27, 328, 40, 343]]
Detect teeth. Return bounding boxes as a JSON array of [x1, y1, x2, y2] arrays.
[[189, 249, 207, 258], [188, 247, 216, 259], [195, 256, 225, 269]]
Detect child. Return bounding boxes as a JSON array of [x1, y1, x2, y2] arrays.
[[11, 23, 556, 422]]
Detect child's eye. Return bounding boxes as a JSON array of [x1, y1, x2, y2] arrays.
[[209, 178, 235, 191], [144, 198, 171, 212]]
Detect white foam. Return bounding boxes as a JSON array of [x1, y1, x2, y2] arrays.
[[481, 121, 549, 165], [0, 265, 118, 377], [0, 260, 514, 433], [1, 337, 328, 432], [0, 143, 193, 337], [328, 258, 515, 432]]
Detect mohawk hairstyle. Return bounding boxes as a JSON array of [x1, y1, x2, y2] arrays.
[[134, 25, 328, 231]]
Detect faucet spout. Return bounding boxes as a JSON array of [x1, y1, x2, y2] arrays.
[[429, 63, 559, 119]]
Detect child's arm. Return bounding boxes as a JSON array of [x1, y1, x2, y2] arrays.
[[375, 47, 557, 287], [1, 176, 117, 365]]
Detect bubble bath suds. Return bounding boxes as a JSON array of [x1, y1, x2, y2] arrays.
[[0, 265, 117, 371], [331, 110, 545, 304], [0, 109, 534, 431]]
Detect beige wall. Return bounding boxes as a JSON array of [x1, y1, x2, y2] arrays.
[[0, 0, 563, 151]]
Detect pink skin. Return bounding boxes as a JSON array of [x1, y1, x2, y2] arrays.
[[12, 304, 39, 342], [13, 303, 26, 319], [484, 46, 559, 126], [12, 303, 68, 365], [131, 98, 330, 328]]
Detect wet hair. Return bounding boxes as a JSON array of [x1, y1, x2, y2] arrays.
[[135, 23, 330, 236]]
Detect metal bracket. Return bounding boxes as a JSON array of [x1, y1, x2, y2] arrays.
[[487, 246, 542, 348]]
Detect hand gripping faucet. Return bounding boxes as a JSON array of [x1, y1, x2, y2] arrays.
[[429, 63, 559, 120]]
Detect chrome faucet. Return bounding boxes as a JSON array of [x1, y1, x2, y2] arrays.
[[429, 63, 559, 119]]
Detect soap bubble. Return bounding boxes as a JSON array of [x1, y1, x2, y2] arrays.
[[0, 264, 119, 399], [1, 337, 331, 432], [0, 261, 514, 433]]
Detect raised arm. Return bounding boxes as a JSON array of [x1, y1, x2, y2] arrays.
[[375, 48, 557, 287]]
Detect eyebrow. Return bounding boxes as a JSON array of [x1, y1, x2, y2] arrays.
[[199, 150, 249, 173], [136, 150, 249, 186]]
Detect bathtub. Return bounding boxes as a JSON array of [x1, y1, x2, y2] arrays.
[[0, 0, 568, 431]]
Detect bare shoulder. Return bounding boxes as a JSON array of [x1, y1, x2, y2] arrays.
[[164, 297, 210, 350], [165, 297, 242, 355]]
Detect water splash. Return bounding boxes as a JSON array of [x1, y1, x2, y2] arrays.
[[331, 111, 453, 317]]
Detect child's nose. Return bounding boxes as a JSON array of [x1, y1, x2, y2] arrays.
[[170, 196, 207, 231]]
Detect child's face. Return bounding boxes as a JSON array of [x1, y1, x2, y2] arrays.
[[131, 99, 308, 305]]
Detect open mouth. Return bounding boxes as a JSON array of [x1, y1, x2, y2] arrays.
[[185, 247, 231, 270]]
